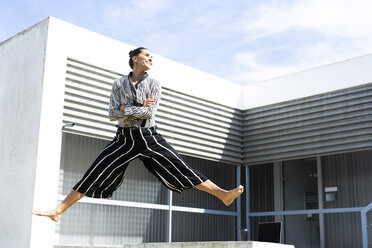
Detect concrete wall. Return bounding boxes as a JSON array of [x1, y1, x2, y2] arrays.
[[0, 20, 49, 248], [29, 17, 72, 248]]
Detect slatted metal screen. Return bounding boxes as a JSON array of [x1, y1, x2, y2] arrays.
[[64, 57, 372, 168], [243, 83, 372, 165], [63, 58, 243, 165]]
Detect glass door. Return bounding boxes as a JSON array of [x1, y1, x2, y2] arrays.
[[283, 158, 320, 248]]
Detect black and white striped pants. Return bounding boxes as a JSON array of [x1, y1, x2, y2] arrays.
[[73, 126, 208, 198]]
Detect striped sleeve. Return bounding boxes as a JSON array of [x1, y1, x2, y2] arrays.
[[108, 78, 124, 121]]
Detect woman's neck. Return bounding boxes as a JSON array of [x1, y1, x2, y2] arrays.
[[130, 69, 146, 83]]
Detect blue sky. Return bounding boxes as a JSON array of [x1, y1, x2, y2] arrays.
[[1, 0, 372, 85]]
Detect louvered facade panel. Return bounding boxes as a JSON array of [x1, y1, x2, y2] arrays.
[[63, 58, 243, 164], [243, 83, 372, 165]]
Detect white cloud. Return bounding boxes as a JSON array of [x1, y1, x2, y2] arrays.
[[231, 51, 305, 83], [242, 0, 372, 40], [230, 0, 372, 84], [101, 0, 169, 29], [135, 0, 168, 14], [95, 0, 372, 85], [292, 0, 372, 39], [3, 0, 372, 85]]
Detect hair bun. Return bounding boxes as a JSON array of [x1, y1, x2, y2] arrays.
[[129, 50, 134, 57]]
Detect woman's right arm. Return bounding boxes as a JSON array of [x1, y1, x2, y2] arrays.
[[108, 79, 125, 121]]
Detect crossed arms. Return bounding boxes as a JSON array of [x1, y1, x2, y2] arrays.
[[108, 79, 161, 122]]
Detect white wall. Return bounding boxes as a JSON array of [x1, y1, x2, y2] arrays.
[[29, 17, 68, 248], [0, 19, 49, 248], [242, 54, 372, 109]]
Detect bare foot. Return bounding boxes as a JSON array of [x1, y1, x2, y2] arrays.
[[222, 185, 244, 206], [32, 209, 62, 222]]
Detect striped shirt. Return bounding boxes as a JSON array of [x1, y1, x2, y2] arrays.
[[108, 72, 162, 128]]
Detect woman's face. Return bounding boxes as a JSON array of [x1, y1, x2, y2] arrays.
[[134, 49, 153, 70]]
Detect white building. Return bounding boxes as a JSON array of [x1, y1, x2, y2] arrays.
[[1, 17, 372, 248]]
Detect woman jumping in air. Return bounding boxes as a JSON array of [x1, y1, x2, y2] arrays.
[[33, 47, 244, 222]]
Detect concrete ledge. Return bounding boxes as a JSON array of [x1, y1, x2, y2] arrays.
[[54, 242, 294, 248], [123, 241, 294, 248], [54, 246, 122, 248]]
